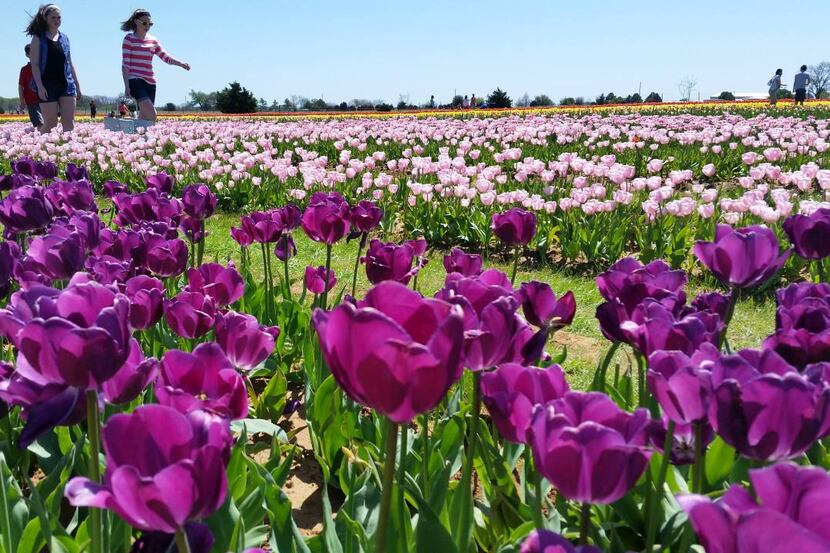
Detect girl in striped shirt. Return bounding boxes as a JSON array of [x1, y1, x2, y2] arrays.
[[120, 9, 190, 122]]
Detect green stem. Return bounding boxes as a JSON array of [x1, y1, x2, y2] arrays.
[[718, 290, 739, 351], [579, 502, 592, 546], [420, 415, 430, 502], [644, 420, 675, 552], [636, 351, 647, 408], [457, 372, 482, 553], [397, 425, 409, 538], [525, 447, 544, 529], [85, 390, 102, 553], [283, 244, 291, 300], [322, 244, 333, 310], [693, 423, 705, 494], [260, 243, 271, 321], [175, 528, 192, 553], [592, 342, 621, 393], [510, 247, 520, 285], [375, 420, 399, 553], [351, 235, 365, 297]]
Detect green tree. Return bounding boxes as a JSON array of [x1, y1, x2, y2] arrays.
[[215, 82, 257, 113], [718, 91, 735, 101], [644, 92, 662, 103], [559, 97, 576, 106], [451, 95, 464, 108], [487, 88, 512, 108], [187, 89, 218, 111], [776, 88, 793, 99], [530, 94, 554, 106], [164, 102, 177, 112]]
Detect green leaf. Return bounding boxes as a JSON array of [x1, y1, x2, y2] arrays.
[[231, 418, 289, 442], [705, 437, 736, 486], [321, 479, 343, 553], [16, 518, 45, 553], [0, 453, 28, 553]]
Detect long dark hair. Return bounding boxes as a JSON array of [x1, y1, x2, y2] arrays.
[[25, 3, 59, 36], [120, 9, 150, 32]]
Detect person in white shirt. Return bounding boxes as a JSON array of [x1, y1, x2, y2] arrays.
[[793, 65, 811, 106], [768, 68, 783, 106]]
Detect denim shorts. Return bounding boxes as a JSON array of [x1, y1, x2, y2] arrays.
[[129, 78, 156, 104], [42, 79, 74, 102], [26, 104, 43, 127]]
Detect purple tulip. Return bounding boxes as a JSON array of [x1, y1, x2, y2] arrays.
[[443, 247, 483, 277], [528, 391, 651, 504], [186, 262, 244, 307], [15, 279, 131, 390], [181, 184, 217, 221], [240, 211, 284, 243], [783, 208, 830, 260], [65, 405, 231, 533], [101, 339, 159, 404], [620, 299, 722, 357], [491, 208, 537, 247], [274, 234, 297, 261], [694, 224, 791, 289], [647, 344, 719, 425], [0, 240, 18, 297], [164, 291, 217, 339], [156, 343, 248, 420], [764, 282, 830, 369], [649, 416, 714, 465], [214, 311, 279, 371], [85, 255, 131, 286], [24, 231, 86, 280], [305, 265, 336, 294], [179, 217, 205, 243], [11, 157, 37, 178], [679, 463, 830, 552], [463, 295, 532, 370], [0, 284, 61, 346], [0, 185, 55, 233], [691, 291, 732, 321], [145, 238, 189, 278], [362, 239, 422, 285], [709, 348, 830, 461], [480, 363, 569, 444], [301, 194, 351, 245], [595, 258, 687, 343], [48, 179, 96, 215], [124, 276, 165, 330], [518, 281, 576, 330], [129, 522, 213, 553], [350, 200, 383, 233], [278, 203, 303, 231], [102, 180, 128, 199], [0, 357, 87, 448], [64, 163, 90, 182], [145, 172, 174, 195], [520, 529, 602, 553], [115, 190, 183, 226], [313, 281, 465, 424], [436, 269, 514, 320], [230, 226, 253, 247]]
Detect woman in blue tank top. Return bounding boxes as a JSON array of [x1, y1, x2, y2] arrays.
[[25, 4, 82, 133]]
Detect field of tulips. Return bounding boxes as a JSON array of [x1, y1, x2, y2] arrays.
[[1, 104, 830, 553]]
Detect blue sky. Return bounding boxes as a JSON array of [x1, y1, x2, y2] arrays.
[[2, 0, 829, 105]]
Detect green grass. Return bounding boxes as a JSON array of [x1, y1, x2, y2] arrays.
[[204, 212, 778, 391]]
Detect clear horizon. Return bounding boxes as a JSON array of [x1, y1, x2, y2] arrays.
[[2, 0, 828, 106]]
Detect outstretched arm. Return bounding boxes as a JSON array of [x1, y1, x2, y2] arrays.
[[155, 42, 190, 71]]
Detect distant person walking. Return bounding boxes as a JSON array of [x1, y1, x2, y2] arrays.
[[794, 65, 811, 106], [470, 93, 477, 108], [18, 44, 43, 130], [462, 95, 470, 109], [89, 99, 96, 118], [768, 68, 783, 106], [25, 4, 81, 132], [428, 95, 435, 109], [120, 9, 190, 122]]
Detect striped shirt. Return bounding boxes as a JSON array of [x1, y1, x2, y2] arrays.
[[122, 33, 173, 85]]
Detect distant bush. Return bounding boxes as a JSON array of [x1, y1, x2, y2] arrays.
[[375, 103, 393, 112], [164, 102, 177, 112], [776, 89, 793, 99], [718, 91, 735, 101], [560, 97, 576, 106], [530, 94, 554, 107], [215, 81, 257, 114], [645, 92, 663, 103], [487, 88, 512, 108]]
